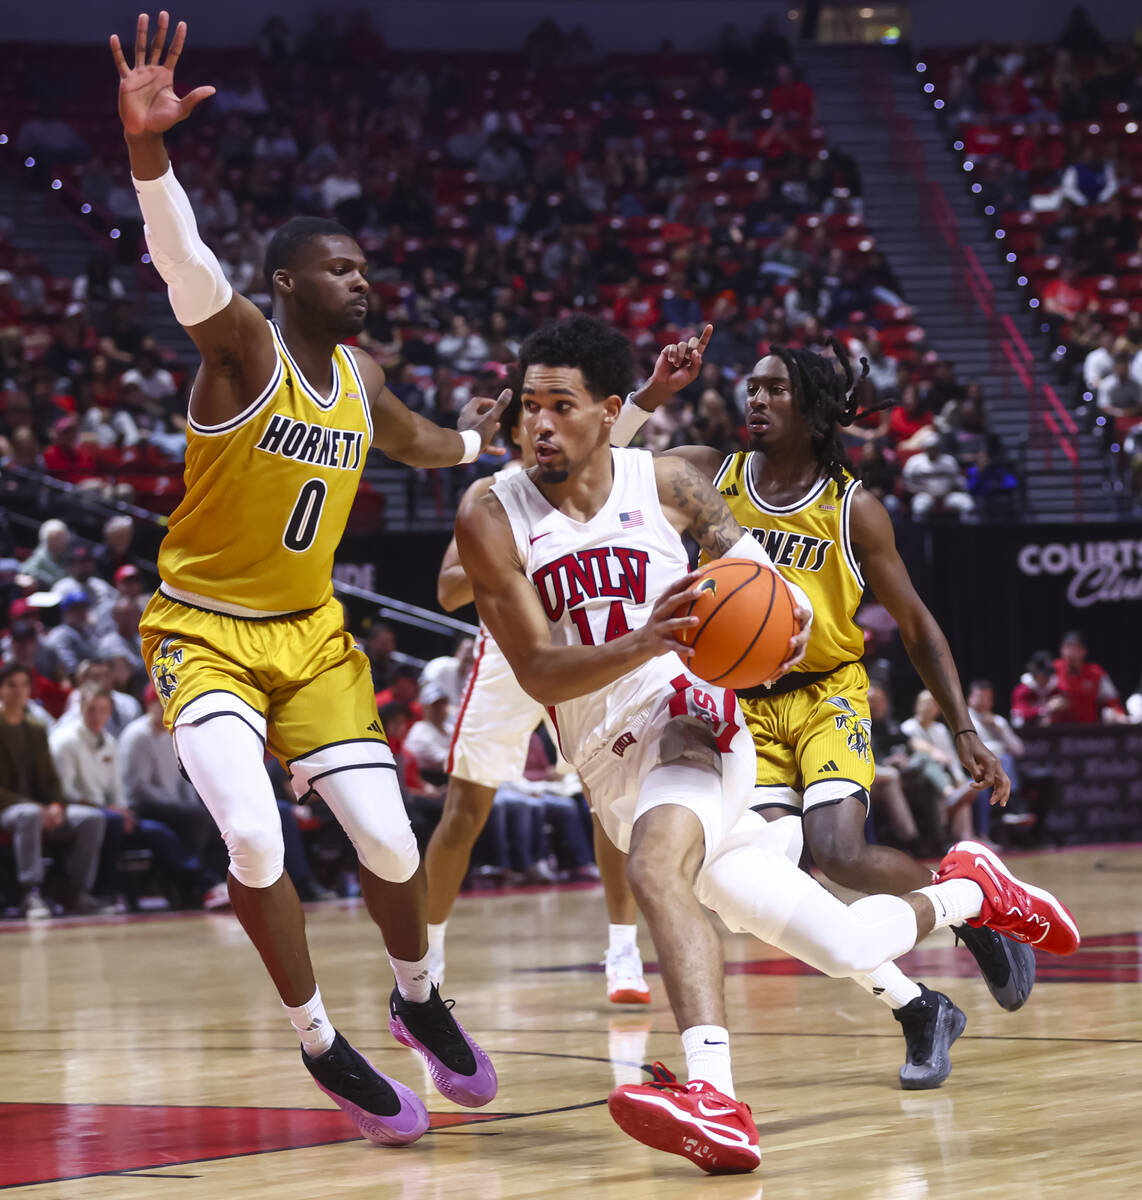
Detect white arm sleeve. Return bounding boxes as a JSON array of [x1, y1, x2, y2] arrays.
[[132, 165, 233, 327], [610, 395, 653, 447], [725, 530, 814, 630]]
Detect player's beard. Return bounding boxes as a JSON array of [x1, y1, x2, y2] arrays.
[[537, 467, 570, 483]]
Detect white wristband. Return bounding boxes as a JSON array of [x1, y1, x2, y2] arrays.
[[610, 395, 653, 447], [458, 428, 483, 464]]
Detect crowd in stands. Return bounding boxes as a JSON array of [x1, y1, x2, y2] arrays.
[[0, 16, 1025, 524], [859, 617, 1135, 855], [924, 7, 1142, 494]]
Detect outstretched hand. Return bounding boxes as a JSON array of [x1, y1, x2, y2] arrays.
[[110, 11, 215, 137], [647, 324, 714, 399], [458, 388, 512, 457]]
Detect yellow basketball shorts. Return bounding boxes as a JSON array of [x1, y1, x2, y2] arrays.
[[737, 661, 875, 814], [140, 591, 387, 770]]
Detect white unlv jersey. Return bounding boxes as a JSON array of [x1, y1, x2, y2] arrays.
[[490, 448, 692, 764]]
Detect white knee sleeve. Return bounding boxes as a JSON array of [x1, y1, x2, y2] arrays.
[[173, 696, 284, 889], [698, 811, 919, 978], [292, 741, 420, 883]]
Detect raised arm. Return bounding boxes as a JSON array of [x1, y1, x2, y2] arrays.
[[608, 326, 727, 479], [454, 489, 701, 706], [348, 351, 510, 469], [111, 12, 276, 429], [849, 485, 1009, 805]]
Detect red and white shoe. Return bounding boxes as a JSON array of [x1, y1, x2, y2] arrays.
[[608, 1062, 761, 1174], [605, 943, 651, 1005], [935, 840, 1080, 956]]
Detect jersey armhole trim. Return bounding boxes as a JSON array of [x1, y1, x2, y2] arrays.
[[839, 479, 866, 589], [712, 453, 736, 491], [187, 353, 283, 437]]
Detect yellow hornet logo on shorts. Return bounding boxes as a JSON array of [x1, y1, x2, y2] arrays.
[[151, 636, 184, 702], [826, 696, 872, 763]]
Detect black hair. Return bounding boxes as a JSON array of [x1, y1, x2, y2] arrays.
[[0, 661, 33, 686], [766, 337, 875, 492], [263, 216, 355, 290], [1028, 650, 1055, 674], [518, 315, 634, 402], [1061, 630, 1086, 647], [391, 663, 421, 681]]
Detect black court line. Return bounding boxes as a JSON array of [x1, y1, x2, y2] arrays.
[[0, 1098, 610, 1192], [2, 1030, 1140, 1050]]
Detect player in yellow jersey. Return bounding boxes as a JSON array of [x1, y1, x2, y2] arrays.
[[611, 330, 1037, 1087], [111, 13, 500, 1143]]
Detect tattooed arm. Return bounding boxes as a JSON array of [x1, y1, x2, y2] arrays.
[[849, 486, 1010, 805], [654, 455, 812, 677]]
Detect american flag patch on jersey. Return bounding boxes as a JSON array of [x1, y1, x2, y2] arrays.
[[619, 510, 644, 529]]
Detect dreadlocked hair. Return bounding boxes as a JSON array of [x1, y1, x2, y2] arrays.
[[768, 336, 880, 493]]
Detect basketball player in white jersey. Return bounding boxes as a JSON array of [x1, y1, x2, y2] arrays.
[[427, 343, 718, 1005], [455, 315, 1080, 1174], [427, 384, 653, 1002]]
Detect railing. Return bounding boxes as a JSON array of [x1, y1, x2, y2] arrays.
[[1, 464, 473, 651]]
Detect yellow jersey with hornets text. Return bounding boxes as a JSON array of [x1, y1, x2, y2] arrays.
[[713, 452, 865, 677], [158, 320, 373, 615]]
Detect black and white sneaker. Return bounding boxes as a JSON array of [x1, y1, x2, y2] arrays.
[[954, 923, 1036, 1011], [302, 1030, 429, 1145], [894, 985, 967, 1091]]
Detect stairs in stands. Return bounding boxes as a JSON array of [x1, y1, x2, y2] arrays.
[[0, 168, 188, 362], [797, 44, 1122, 521]]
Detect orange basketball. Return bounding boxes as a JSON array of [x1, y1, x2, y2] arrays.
[[675, 557, 798, 690]]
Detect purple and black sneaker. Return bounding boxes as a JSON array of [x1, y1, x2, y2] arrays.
[[389, 985, 498, 1108], [303, 1030, 429, 1145]]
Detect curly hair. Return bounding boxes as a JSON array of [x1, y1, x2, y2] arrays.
[[766, 337, 878, 492], [518, 315, 634, 402], [263, 216, 355, 290]]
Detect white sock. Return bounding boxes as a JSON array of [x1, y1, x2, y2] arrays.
[[855, 962, 923, 1010], [284, 987, 335, 1057], [681, 1025, 735, 1099], [917, 879, 984, 930], [389, 951, 433, 1003], [608, 923, 638, 955], [426, 922, 447, 984]]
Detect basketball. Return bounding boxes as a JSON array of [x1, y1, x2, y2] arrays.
[[675, 558, 798, 690]]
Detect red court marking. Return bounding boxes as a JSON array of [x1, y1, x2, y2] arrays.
[[0, 1104, 505, 1188]]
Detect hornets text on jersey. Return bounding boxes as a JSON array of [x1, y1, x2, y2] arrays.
[[157, 319, 373, 615], [711, 451, 865, 677]]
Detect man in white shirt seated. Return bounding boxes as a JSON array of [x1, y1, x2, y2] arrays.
[[119, 687, 227, 901], [404, 683, 454, 786], [50, 684, 212, 908], [967, 680, 1030, 844], [56, 657, 141, 738], [418, 637, 475, 709], [901, 444, 975, 520]]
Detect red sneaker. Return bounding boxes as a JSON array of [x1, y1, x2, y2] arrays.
[[608, 1062, 761, 1174], [935, 841, 1080, 956]]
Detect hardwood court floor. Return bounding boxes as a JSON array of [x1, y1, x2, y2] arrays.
[[2, 847, 1141, 1199]]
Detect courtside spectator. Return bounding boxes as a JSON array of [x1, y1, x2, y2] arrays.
[[901, 444, 975, 520], [1053, 631, 1126, 724], [0, 662, 106, 918], [21, 519, 71, 589], [1010, 650, 1066, 727]]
